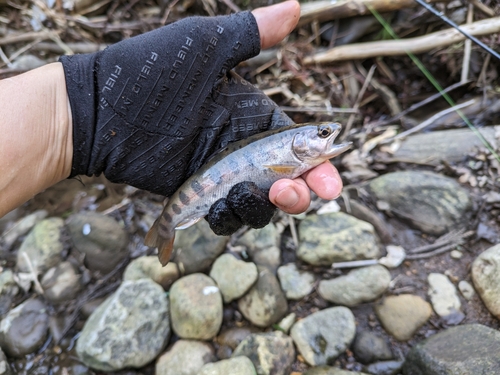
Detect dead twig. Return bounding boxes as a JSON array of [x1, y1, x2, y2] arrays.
[[406, 229, 474, 260], [461, 3, 474, 83]]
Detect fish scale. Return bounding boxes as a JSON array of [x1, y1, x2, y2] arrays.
[[145, 122, 352, 266]]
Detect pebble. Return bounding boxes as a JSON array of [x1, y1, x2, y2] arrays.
[[198, 356, 256, 375], [352, 331, 392, 364], [304, 368, 368, 375], [427, 273, 463, 324], [450, 250, 463, 259], [290, 307, 356, 366], [276, 313, 296, 334], [172, 219, 228, 274], [471, 243, 500, 318], [2, 209, 47, 249], [368, 171, 471, 235], [217, 327, 259, 350], [458, 280, 475, 300], [155, 340, 216, 375], [67, 212, 128, 274], [169, 273, 222, 340], [277, 263, 315, 300], [41, 261, 82, 303], [0, 298, 49, 357], [318, 265, 391, 307], [209, 254, 258, 303], [297, 213, 381, 266], [17, 217, 64, 274], [123, 256, 179, 290], [237, 266, 288, 327], [76, 279, 170, 371], [232, 331, 295, 375], [0, 348, 11, 375], [403, 324, 500, 374], [374, 294, 432, 341], [235, 224, 281, 271], [0, 270, 19, 316], [363, 360, 404, 375]]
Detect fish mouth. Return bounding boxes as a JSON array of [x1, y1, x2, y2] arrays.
[[325, 141, 353, 159]]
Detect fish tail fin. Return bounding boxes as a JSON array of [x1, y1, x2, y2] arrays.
[[145, 220, 176, 267]]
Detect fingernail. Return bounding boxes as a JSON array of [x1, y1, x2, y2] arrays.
[[276, 187, 299, 208]]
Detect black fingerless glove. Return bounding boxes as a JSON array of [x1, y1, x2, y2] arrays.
[[60, 11, 293, 235]]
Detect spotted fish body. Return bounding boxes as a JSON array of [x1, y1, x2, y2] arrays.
[[145, 122, 351, 266]]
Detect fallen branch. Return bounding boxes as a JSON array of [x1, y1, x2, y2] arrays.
[[303, 16, 500, 64]]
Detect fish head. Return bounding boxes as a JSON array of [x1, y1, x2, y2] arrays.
[[292, 122, 352, 163]]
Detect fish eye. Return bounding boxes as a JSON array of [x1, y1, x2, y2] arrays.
[[318, 125, 332, 138]]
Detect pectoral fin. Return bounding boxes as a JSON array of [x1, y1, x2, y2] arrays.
[[175, 217, 203, 230], [263, 163, 301, 174]]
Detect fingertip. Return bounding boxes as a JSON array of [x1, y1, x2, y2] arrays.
[[304, 162, 343, 200], [270, 179, 310, 214]]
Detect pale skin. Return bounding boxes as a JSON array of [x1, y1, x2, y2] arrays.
[[0, 0, 343, 219]]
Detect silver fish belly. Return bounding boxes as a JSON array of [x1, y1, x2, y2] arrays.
[[145, 122, 351, 265]]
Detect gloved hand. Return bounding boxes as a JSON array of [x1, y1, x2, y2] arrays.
[[60, 10, 292, 235]]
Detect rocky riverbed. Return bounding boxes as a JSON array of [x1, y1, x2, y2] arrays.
[[1, 168, 500, 375]]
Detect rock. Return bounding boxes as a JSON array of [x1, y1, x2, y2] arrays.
[[290, 307, 356, 366], [235, 224, 281, 271], [0, 348, 11, 375], [169, 273, 222, 340], [318, 265, 390, 307], [11, 55, 46, 70], [402, 324, 500, 374], [76, 279, 170, 371], [123, 256, 179, 290], [217, 327, 259, 350], [427, 273, 463, 324], [277, 263, 315, 300], [209, 254, 258, 303], [458, 280, 475, 300], [352, 331, 392, 365], [0, 270, 19, 316], [374, 295, 432, 341], [67, 212, 128, 274], [237, 267, 288, 327], [275, 313, 296, 334], [0, 298, 49, 357], [41, 261, 82, 303], [172, 220, 228, 274], [304, 367, 369, 375], [297, 213, 381, 266], [368, 171, 471, 235], [450, 250, 463, 259], [155, 340, 216, 375], [2, 210, 47, 249], [198, 356, 257, 375], [472, 244, 500, 318], [364, 360, 404, 375], [17, 218, 64, 274], [232, 331, 294, 375]]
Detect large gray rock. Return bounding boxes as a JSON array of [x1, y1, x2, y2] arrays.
[[427, 273, 463, 324], [67, 212, 128, 274], [0, 298, 49, 357], [17, 217, 64, 274], [402, 324, 500, 374], [210, 254, 258, 303], [368, 171, 471, 235], [232, 331, 295, 375], [199, 356, 257, 375], [169, 273, 222, 340], [290, 307, 356, 366], [277, 263, 315, 300], [41, 261, 82, 303], [472, 244, 500, 318], [238, 267, 288, 327], [374, 295, 432, 341], [172, 220, 228, 274], [155, 340, 216, 375], [297, 213, 381, 266], [235, 224, 281, 271], [318, 265, 390, 307], [76, 279, 170, 371], [123, 256, 179, 290]]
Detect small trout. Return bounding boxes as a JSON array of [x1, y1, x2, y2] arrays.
[[145, 122, 351, 265]]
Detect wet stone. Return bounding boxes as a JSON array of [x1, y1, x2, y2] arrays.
[[67, 212, 128, 274], [209, 254, 258, 303], [368, 171, 471, 235], [352, 331, 393, 365], [471, 243, 500, 318], [0, 298, 49, 357], [232, 331, 295, 375], [17, 217, 64, 274], [318, 265, 390, 307], [123, 255, 179, 290], [76, 279, 170, 371], [277, 263, 315, 300], [374, 295, 432, 341], [402, 324, 500, 375], [155, 340, 216, 375], [290, 307, 356, 366], [198, 356, 257, 375], [235, 224, 281, 271], [41, 261, 82, 303], [297, 213, 381, 266], [169, 273, 223, 340], [427, 273, 463, 324]]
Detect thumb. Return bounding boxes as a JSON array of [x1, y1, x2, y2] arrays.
[[252, 1, 300, 50]]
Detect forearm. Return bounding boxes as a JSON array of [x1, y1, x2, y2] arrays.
[[0, 62, 72, 218]]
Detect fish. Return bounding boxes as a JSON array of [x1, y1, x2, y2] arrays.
[[145, 122, 352, 266]]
